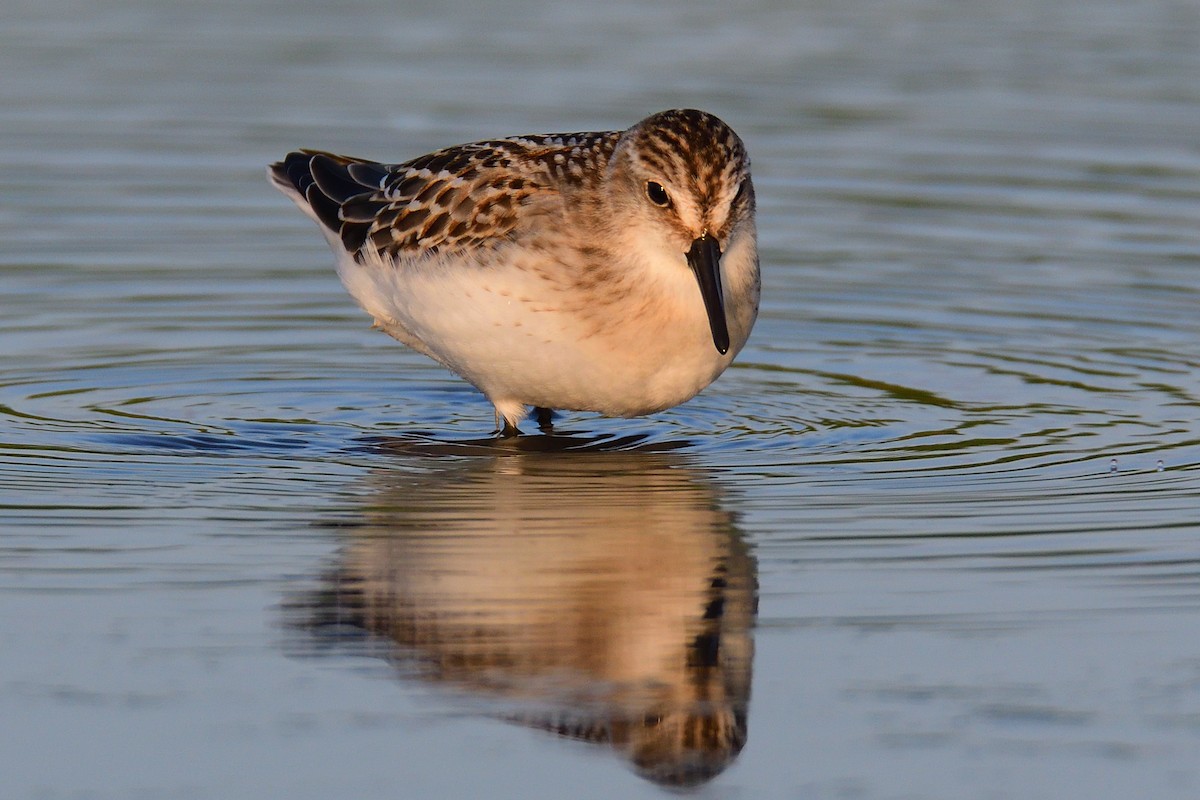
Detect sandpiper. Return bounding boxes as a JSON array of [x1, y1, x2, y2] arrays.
[[270, 109, 759, 434]]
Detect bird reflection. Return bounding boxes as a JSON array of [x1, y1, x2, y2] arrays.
[[289, 441, 757, 788]]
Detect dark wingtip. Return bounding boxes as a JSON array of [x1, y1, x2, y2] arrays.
[[269, 151, 317, 196], [272, 151, 386, 251], [310, 154, 374, 204], [304, 182, 343, 232], [347, 161, 389, 189]]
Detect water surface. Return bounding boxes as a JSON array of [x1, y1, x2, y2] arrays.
[[3, 0, 1200, 798]]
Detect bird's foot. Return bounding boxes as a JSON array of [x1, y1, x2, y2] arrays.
[[534, 407, 555, 432], [495, 407, 554, 437]]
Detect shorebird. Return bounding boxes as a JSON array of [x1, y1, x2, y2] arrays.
[[270, 109, 759, 434]]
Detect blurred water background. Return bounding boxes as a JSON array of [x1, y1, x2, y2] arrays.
[[2, 0, 1200, 797]]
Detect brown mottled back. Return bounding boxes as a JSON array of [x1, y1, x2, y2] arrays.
[[270, 131, 621, 263]]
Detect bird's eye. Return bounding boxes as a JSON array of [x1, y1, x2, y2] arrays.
[[645, 181, 671, 207]]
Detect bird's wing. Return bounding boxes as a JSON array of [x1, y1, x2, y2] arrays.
[[269, 132, 618, 263]]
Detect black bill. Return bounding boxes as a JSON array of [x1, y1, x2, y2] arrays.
[[686, 234, 730, 354]]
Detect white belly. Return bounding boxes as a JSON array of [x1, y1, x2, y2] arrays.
[[336, 238, 758, 421]]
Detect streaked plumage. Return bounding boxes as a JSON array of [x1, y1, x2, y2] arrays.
[[269, 109, 759, 433]]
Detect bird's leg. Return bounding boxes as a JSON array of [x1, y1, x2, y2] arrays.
[[534, 407, 555, 431], [496, 410, 521, 438]]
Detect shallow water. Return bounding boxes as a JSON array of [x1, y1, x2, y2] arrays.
[[3, 0, 1200, 797]]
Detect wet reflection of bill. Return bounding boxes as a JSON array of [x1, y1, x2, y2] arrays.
[[289, 443, 757, 787]]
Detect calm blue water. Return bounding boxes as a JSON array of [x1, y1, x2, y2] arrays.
[[3, 0, 1200, 798]]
